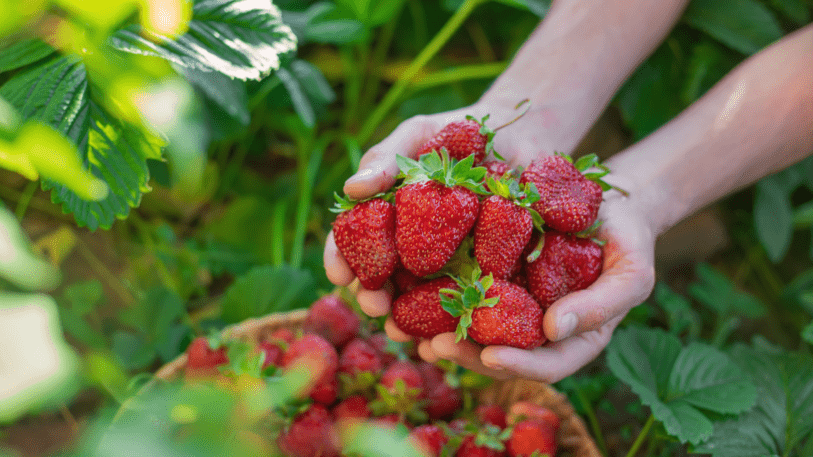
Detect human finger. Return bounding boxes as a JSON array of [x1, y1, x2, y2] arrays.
[[384, 316, 413, 343], [428, 333, 511, 380], [324, 231, 355, 286], [357, 284, 393, 318]]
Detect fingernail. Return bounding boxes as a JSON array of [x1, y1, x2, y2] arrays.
[[558, 313, 578, 339], [345, 167, 374, 185], [482, 352, 504, 371]]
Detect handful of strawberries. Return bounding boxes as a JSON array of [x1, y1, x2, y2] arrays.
[[332, 112, 624, 350], [184, 295, 562, 457]]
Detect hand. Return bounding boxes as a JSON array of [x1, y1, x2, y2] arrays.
[[409, 185, 657, 382], [324, 100, 563, 316]]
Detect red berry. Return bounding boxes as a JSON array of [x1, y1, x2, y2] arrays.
[[482, 160, 512, 182], [339, 338, 382, 376], [476, 404, 507, 429], [396, 181, 479, 277], [393, 266, 426, 295], [259, 341, 284, 368], [520, 156, 603, 233], [474, 195, 534, 280], [333, 198, 399, 290], [186, 337, 228, 370], [368, 332, 399, 366], [303, 295, 360, 348], [392, 277, 461, 338], [506, 419, 556, 457], [380, 361, 424, 397], [276, 404, 340, 457], [332, 395, 371, 422], [525, 231, 602, 308], [456, 435, 506, 457], [310, 376, 338, 405], [425, 379, 463, 420], [508, 402, 560, 433], [282, 334, 339, 389], [468, 280, 546, 349], [410, 424, 449, 457], [417, 119, 490, 165]]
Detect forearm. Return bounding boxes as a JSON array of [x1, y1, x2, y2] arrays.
[[480, 0, 690, 152], [609, 25, 813, 236]]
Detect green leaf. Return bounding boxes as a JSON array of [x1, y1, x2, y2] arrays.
[[688, 263, 766, 319], [111, 0, 297, 81], [59, 308, 108, 348], [183, 67, 250, 126], [653, 282, 700, 338], [63, 279, 104, 316], [754, 179, 794, 263], [682, 0, 783, 55], [0, 39, 55, 73], [803, 321, 813, 345], [220, 265, 316, 324], [495, 0, 551, 17], [119, 287, 186, 340], [276, 67, 315, 127], [112, 331, 157, 370], [769, 0, 810, 24], [607, 327, 756, 445], [0, 208, 60, 291], [694, 346, 813, 456], [289, 59, 336, 106]]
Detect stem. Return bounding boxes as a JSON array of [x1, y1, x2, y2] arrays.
[[342, 46, 364, 131], [272, 199, 287, 266], [217, 140, 251, 198], [575, 387, 609, 456], [15, 180, 38, 220], [359, 6, 402, 114], [356, 0, 486, 146], [625, 414, 655, 457], [128, 213, 181, 296], [409, 62, 508, 91], [290, 136, 330, 268], [0, 185, 72, 220]]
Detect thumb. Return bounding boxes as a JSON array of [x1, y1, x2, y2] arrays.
[[343, 115, 441, 199]]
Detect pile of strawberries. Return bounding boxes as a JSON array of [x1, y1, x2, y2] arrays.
[[333, 113, 622, 349], [185, 295, 562, 457]]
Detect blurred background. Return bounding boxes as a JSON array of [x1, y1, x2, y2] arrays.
[[0, 0, 811, 455]]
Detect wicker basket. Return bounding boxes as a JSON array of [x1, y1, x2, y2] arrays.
[[154, 309, 602, 457]]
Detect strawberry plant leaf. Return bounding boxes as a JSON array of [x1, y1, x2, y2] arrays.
[[183, 67, 250, 127], [111, 0, 297, 81], [754, 179, 794, 263], [682, 0, 783, 55], [693, 345, 813, 456], [0, 39, 55, 73], [802, 321, 813, 345], [689, 263, 766, 319], [220, 264, 316, 323], [769, 0, 810, 24], [653, 282, 701, 339], [607, 326, 756, 445]]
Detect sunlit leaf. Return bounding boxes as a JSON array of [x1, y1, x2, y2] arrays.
[[0, 38, 55, 73], [111, 0, 298, 81]]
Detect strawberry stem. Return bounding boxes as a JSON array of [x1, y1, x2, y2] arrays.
[[493, 98, 532, 132]]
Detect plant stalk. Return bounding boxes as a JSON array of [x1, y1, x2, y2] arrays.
[[625, 414, 655, 457], [575, 386, 609, 456], [356, 0, 486, 146]]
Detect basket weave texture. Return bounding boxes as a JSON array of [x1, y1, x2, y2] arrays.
[[154, 309, 602, 457]]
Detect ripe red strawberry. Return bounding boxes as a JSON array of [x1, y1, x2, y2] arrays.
[[474, 179, 540, 280], [482, 160, 512, 182], [282, 334, 339, 389], [186, 337, 228, 370], [425, 379, 463, 420], [368, 332, 399, 366], [508, 402, 560, 433], [417, 116, 494, 165], [506, 419, 556, 457], [259, 341, 284, 368], [393, 266, 426, 295], [410, 424, 449, 457], [276, 404, 340, 457], [456, 435, 507, 457], [332, 196, 398, 290], [380, 360, 424, 396], [332, 395, 371, 422], [476, 404, 507, 429], [338, 338, 382, 376], [395, 151, 485, 277], [303, 295, 360, 348], [392, 277, 461, 338], [443, 271, 546, 349], [310, 377, 338, 405], [525, 231, 602, 308], [520, 154, 614, 233]]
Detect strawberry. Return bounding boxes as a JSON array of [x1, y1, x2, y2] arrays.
[[443, 271, 546, 349], [476, 404, 507, 429], [393, 266, 426, 295], [380, 361, 424, 397], [410, 424, 449, 457], [482, 160, 513, 183], [508, 402, 560, 433], [395, 151, 485, 277], [303, 295, 360, 348], [338, 338, 382, 396], [506, 419, 556, 457], [332, 395, 371, 422], [282, 334, 339, 390], [425, 379, 463, 420], [525, 231, 602, 308], [276, 404, 340, 457], [331, 195, 398, 290], [186, 337, 228, 370], [417, 116, 495, 165], [392, 277, 461, 338], [474, 178, 541, 280], [455, 433, 508, 457], [310, 377, 338, 405], [520, 154, 618, 233], [259, 341, 284, 368], [368, 332, 399, 366]]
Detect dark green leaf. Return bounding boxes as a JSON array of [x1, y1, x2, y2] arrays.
[[63, 279, 104, 316], [368, 0, 407, 26], [654, 282, 700, 338], [156, 323, 192, 363], [803, 321, 813, 345], [608, 327, 756, 445], [220, 265, 316, 323], [289, 60, 336, 105], [112, 331, 157, 370], [754, 179, 794, 263], [0, 39, 55, 73], [119, 287, 186, 340], [680, 40, 735, 105], [183, 68, 250, 126], [59, 309, 107, 349], [769, 0, 810, 24], [276, 67, 315, 127], [694, 346, 813, 456], [689, 263, 767, 318], [682, 0, 783, 55], [111, 0, 298, 81], [495, 0, 551, 17]]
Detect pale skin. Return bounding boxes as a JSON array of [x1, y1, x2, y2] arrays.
[[324, 0, 813, 382]]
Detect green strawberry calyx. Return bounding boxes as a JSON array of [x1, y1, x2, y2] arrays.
[[485, 176, 544, 231], [440, 266, 500, 343], [329, 191, 394, 214], [396, 148, 488, 194], [556, 152, 630, 196]]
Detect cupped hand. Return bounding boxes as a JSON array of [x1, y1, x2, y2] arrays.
[[324, 100, 559, 316], [417, 187, 657, 382]]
